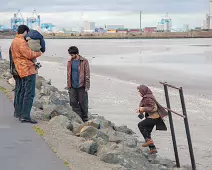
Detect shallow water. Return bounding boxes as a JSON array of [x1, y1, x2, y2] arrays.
[[1, 38, 212, 170]]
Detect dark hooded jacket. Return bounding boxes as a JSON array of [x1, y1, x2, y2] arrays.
[[26, 30, 45, 53], [138, 85, 168, 131]]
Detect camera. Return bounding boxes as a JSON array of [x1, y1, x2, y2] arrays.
[[35, 62, 42, 69]]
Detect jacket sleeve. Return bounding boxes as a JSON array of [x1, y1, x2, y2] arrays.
[[19, 41, 41, 60], [142, 98, 155, 113], [40, 38, 46, 53], [84, 60, 90, 90]]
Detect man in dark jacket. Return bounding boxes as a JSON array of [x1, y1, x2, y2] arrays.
[[67, 46, 90, 122], [9, 47, 22, 118]]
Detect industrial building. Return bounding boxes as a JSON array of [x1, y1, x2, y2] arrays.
[[105, 25, 124, 30], [156, 14, 172, 32], [10, 10, 55, 33], [203, 0, 212, 29], [83, 21, 95, 32]]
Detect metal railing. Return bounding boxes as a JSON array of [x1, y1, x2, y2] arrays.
[[160, 82, 196, 170]]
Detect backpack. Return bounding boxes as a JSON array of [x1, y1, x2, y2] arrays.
[[9, 47, 19, 76]]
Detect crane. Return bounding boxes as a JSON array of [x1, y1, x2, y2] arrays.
[[11, 10, 24, 32], [27, 9, 41, 29]]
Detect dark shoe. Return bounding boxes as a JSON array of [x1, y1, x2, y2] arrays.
[[82, 118, 89, 122], [14, 114, 20, 118], [19, 118, 38, 124]]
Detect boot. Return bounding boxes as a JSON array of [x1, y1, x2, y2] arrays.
[[142, 139, 154, 147], [149, 148, 158, 154]]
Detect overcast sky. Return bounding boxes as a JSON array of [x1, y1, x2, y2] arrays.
[[0, 0, 210, 29]]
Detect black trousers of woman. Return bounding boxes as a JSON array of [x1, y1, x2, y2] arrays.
[[138, 118, 160, 149]]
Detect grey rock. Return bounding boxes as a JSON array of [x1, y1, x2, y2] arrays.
[[80, 126, 99, 138], [48, 115, 72, 130], [95, 131, 109, 142], [93, 116, 115, 129], [47, 104, 82, 124], [79, 140, 98, 155], [100, 151, 155, 170], [114, 125, 135, 135], [149, 156, 175, 168], [40, 85, 51, 96], [109, 135, 123, 144], [152, 164, 168, 170], [31, 110, 50, 121], [33, 101, 44, 110], [2, 70, 12, 80], [49, 91, 69, 106]]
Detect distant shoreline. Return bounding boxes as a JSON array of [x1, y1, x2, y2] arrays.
[[1, 30, 212, 39]]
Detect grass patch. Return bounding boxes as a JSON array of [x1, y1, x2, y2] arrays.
[[0, 86, 6, 92], [33, 126, 45, 136], [64, 160, 70, 167]]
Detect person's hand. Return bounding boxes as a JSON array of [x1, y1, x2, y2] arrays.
[[139, 107, 145, 113], [85, 88, 89, 92]]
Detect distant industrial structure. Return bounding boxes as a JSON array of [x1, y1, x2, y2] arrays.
[[83, 21, 95, 32], [11, 10, 24, 32], [156, 13, 172, 32], [26, 10, 40, 29], [9, 9, 55, 32], [203, 0, 212, 29]]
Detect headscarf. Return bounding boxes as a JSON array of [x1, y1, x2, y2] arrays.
[[137, 85, 155, 99]]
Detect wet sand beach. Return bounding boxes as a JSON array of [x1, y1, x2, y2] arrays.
[[1, 38, 212, 169]]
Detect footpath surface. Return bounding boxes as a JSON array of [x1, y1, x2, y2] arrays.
[[0, 90, 70, 170]]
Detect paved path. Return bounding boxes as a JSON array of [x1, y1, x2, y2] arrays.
[[0, 91, 70, 170]]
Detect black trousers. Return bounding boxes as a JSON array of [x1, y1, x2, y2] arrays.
[[13, 75, 22, 117], [138, 118, 160, 149], [69, 87, 88, 121]]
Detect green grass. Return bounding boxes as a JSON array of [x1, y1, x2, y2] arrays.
[[0, 86, 6, 92], [64, 160, 70, 167], [33, 126, 45, 136]]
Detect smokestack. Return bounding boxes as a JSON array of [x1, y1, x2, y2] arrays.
[[210, 0, 212, 29]]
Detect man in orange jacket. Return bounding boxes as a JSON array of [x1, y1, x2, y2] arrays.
[[11, 25, 42, 124]]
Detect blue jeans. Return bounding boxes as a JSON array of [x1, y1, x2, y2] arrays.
[[13, 75, 22, 117], [19, 74, 36, 119]]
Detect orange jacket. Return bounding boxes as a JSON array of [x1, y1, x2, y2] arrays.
[[11, 34, 42, 78]]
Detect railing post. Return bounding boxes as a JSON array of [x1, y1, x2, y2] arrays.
[[179, 87, 196, 170], [164, 84, 181, 168]]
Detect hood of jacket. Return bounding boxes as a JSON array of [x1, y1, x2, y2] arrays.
[[26, 30, 43, 40]]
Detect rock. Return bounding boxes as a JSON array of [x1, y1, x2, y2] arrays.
[[33, 101, 44, 110], [170, 166, 192, 170], [67, 123, 74, 131], [79, 140, 98, 155], [31, 110, 50, 121], [97, 143, 119, 156], [100, 151, 155, 170], [48, 115, 72, 131], [49, 104, 83, 124], [72, 121, 81, 134], [47, 79, 51, 85], [40, 85, 51, 96], [114, 125, 135, 135], [49, 91, 69, 105], [152, 164, 168, 170], [8, 77, 15, 87], [124, 137, 138, 148], [79, 126, 99, 138], [95, 131, 109, 142], [74, 121, 100, 136], [112, 131, 138, 148], [149, 156, 175, 168], [2, 70, 12, 80], [93, 116, 115, 129], [109, 135, 123, 144]]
